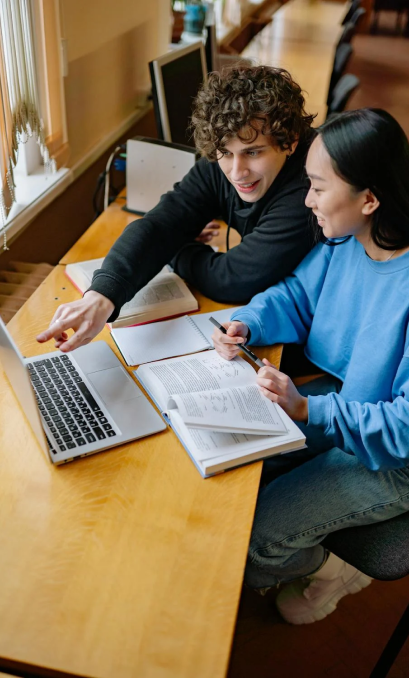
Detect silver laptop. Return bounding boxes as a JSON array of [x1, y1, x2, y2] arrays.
[[0, 317, 166, 464], [126, 138, 196, 214]]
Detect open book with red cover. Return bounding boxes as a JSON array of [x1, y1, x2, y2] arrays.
[[65, 258, 198, 329]]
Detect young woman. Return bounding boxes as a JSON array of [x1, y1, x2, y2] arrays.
[[212, 108, 409, 625]]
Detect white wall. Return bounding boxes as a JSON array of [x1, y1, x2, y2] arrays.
[[60, 0, 170, 166]]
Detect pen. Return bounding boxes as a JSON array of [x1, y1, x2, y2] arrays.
[[209, 317, 264, 368]]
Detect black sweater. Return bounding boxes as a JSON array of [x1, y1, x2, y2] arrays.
[[90, 133, 315, 322]]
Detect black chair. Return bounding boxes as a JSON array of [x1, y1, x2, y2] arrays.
[[338, 8, 366, 47], [327, 42, 353, 104], [327, 73, 360, 117], [338, 21, 356, 45], [371, 0, 409, 34], [323, 511, 409, 678], [350, 6, 367, 27], [342, 0, 361, 25]]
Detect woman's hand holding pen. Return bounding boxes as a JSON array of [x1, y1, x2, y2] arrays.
[[257, 359, 308, 422], [211, 321, 249, 360], [213, 327, 308, 420]]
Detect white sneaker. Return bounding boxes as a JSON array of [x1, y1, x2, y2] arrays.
[[276, 556, 372, 625]]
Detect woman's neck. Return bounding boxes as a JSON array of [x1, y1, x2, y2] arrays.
[[357, 233, 409, 262]]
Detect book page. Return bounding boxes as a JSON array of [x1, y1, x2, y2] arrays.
[[66, 259, 171, 298], [169, 409, 304, 463], [112, 316, 210, 366], [191, 307, 242, 345], [111, 306, 243, 366], [66, 260, 197, 322], [121, 271, 197, 316], [66, 258, 105, 290], [135, 350, 256, 412], [168, 385, 287, 435]]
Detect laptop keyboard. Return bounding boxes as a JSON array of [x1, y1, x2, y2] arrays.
[[27, 354, 117, 454]]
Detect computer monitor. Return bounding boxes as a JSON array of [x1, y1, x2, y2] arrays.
[[149, 41, 208, 147], [205, 22, 218, 73], [205, 4, 218, 73]]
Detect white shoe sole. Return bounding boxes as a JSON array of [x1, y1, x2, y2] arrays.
[[278, 571, 372, 625]]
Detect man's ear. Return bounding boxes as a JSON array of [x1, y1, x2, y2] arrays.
[[290, 139, 299, 155], [286, 139, 299, 159], [362, 189, 380, 216]]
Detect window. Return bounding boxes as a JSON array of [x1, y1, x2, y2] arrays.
[[0, 0, 71, 249]]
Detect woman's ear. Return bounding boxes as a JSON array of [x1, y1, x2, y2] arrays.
[[362, 189, 380, 216]]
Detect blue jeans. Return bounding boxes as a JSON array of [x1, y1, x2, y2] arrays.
[[245, 375, 409, 589]]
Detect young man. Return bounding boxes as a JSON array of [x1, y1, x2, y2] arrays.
[[37, 66, 316, 352]]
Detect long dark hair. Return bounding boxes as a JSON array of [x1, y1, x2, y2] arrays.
[[316, 108, 409, 250]]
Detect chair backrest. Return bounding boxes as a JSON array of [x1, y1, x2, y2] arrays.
[[327, 43, 354, 104], [334, 43, 353, 77], [342, 0, 361, 24], [328, 73, 360, 115], [329, 42, 353, 93], [351, 6, 367, 26], [338, 21, 356, 45], [323, 511, 409, 580]]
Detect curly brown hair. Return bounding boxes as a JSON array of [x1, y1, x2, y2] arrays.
[[191, 65, 316, 160]]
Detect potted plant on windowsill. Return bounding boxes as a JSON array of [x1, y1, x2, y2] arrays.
[[171, 0, 186, 43]]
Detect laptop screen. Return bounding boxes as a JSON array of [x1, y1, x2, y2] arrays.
[[0, 317, 48, 456]]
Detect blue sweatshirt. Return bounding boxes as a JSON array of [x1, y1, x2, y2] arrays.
[[231, 238, 409, 471]]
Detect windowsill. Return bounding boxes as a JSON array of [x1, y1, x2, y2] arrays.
[[2, 104, 150, 249], [4, 166, 72, 245]]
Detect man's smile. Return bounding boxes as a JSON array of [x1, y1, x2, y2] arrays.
[[234, 180, 261, 193]]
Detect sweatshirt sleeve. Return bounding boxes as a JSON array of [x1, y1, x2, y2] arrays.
[[308, 350, 409, 470], [88, 159, 218, 320], [231, 243, 332, 346], [172, 182, 312, 303]]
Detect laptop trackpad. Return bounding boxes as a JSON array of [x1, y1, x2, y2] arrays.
[[88, 367, 142, 405]]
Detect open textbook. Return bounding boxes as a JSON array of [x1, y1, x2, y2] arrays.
[[135, 350, 306, 477], [65, 258, 198, 329], [112, 307, 241, 365]]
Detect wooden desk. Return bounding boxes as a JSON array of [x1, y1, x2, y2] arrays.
[[216, 0, 275, 49], [60, 194, 134, 264], [60, 194, 242, 266], [242, 37, 336, 121], [242, 0, 348, 124], [274, 0, 348, 26], [261, 14, 344, 44], [0, 208, 279, 678]]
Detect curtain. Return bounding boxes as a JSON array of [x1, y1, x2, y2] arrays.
[[0, 20, 15, 241], [0, 0, 55, 169], [34, 0, 69, 170], [0, 0, 56, 248]]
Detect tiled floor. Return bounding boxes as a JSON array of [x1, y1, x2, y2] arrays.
[[228, 19, 409, 678]]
